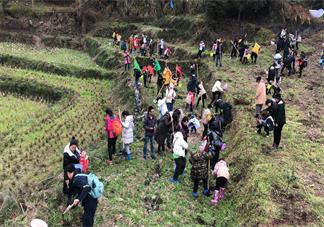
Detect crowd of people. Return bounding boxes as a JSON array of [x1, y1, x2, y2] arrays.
[[56, 26, 323, 227]]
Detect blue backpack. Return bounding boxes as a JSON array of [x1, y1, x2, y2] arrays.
[[76, 173, 104, 199]]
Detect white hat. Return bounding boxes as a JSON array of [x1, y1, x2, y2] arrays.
[[274, 53, 282, 59], [30, 219, 48, 227]]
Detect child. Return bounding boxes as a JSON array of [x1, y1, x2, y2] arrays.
[[79, 151, 89, 173], [188, 114, 200, 133], [297, 51, 308, 78], [121, 111, 134, 160], [256, 110, 274, 137], [242, 47, 249, 64], [211, 159, 230, 207], [190, 137, 212, 197], [169, 130, 188, 183]]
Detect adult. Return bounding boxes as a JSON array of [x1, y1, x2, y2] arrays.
[[128, 35, 134, 53], [255, 76, 266, 118], [159, 39, 164, 56], [273, 94, 286, 149], [170, 130, 188, 183], [230, 37, 239, 58], [281, 51, 295, 76], [155, 112, 172, 154], [251, 43, 261, 64], [134, 68, 141, 87], [210, 79, 223, 106], [165, 83, 176, 112], [297, 51, 308, 78], [63, 137, 81, 200], [104, 108, 120, 165], [215, 100, 233, 127], [121, 111, 134, 160], [176, 64, 183, 82], [65, 165, 98, 227], [162, 66, 172, 87], [215, 39, 223, 67], [143, 106, 157, 160], [211, 159, 230, 207], [201, 107, 212, 138], [196, 80, 207, 109], [197, 41, 205, 58]]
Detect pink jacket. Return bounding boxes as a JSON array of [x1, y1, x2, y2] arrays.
[[255, 81, 266, 105], [104, 115, 118, 139], [213, 160, 229, 180], [124, 52, 131, 65]]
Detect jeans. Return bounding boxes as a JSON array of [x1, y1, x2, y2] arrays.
[[166, 102, 173, 112], [193, 178, 208, 193], [255, 104, 263, 117], [215, 54, 222, 67], [82, 194, 98, 227], [173, 157, 186, 181], [107, 137, 117, 161], [143, 135, 155, 159], [273, 123, 284, 147]]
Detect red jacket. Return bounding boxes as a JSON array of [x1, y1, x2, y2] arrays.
[[104, 115, 120, 139]]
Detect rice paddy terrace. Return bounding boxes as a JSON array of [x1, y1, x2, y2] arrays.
[[0, 2, 323, 226]]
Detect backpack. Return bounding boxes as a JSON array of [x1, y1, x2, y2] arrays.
[[112, 117, 122, 136], [75, 173, 104, 199]]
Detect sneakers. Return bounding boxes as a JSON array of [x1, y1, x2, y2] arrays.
[[106, 160, 113, 165], [169, 178, 179, 184], [203, 189, 211, 196], [127, 153, 132, 160], [192, 192, 198, 198]]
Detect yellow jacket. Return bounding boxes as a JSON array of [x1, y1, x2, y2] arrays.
[[252, 43, 261, 55], [163, 68, 172, 85]]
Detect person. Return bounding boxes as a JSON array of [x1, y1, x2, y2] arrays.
[[128, 35, 134, 53], [211, 159, 229, 207], [214, 100, 233, 127], [196, 81, 207, 109], [256, 110, 274, 137], [143, 106, 157, 160], [157, 97, 168, 119], [123, 50, 131, 71], [212, 41, 217, 62], [273, 94, 286, 149], [159, 39, 164, 56], [255, 76, 266, 118], [188, 114, 200, 134], [281, 52, 294, 76], [190, 141, 212, 197], [164, 47, 171, 59], [296, 34, 301, 50], [297, 51, 308, 78], [134, 68, 141, 87], [201, 107, 212, 138], [251, 43, 261, 64], [238, 42, 246, 62], [112, 32, 117, 44], [186, 75, 197, 112], [149, 38, 155, 56], [283, 36, 290, 59], [155, 112, 172, 154], [104, 108, 120, 165], [190, 63, 197, 76], [210, 79, 223, 106], [63, 137, 82, 200], [265, 98, 277, 118], [181, 116, 189, 144], [197, 41, 205, 58], [242, 47, 249, 64], [142, 65, 149, 87], [169, 130, 188, 183], [65, 165, 98, 227], [165, 83, 176, 112], [156, 72, 164, 96], [162, 66, 172, 87], [116, 33, 122, 46], [147, 64, 154, 83], [120, 111, 134, 160], [215, 39, 223, 67], [120, 40, 127, 51], [175, 64, 183, 82], [208, 124, 226, 169]]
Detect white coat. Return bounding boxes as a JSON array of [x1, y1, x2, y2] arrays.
[[172, 131, 188, 157], [212, 80, 223, 92], [121, 115, 134, 144]]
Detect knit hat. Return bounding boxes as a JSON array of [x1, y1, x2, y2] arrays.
[[70, 136, 78, 146]]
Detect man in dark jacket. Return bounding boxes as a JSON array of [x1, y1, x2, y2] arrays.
[[273, 94, 286, 149], [143, 106, 157, 159], [66, 165, 98, 227], [187, 74, 197, 94]]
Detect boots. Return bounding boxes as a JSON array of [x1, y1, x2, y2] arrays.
[[219, 187, 225, 200], [211, 190, 219, 207]]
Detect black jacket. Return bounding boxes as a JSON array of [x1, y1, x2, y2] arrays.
[[70, 174, 92, 203], [144, 114, 157, 136], [274, 100, 286, 125], [187, 76, 197, 93]]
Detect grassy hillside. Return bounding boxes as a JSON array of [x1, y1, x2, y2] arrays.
[[0, 11, 323, 226]]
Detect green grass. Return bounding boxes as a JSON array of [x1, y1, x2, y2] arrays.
[[0, 95, 48, 133], [0, 42, 103, 71]]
